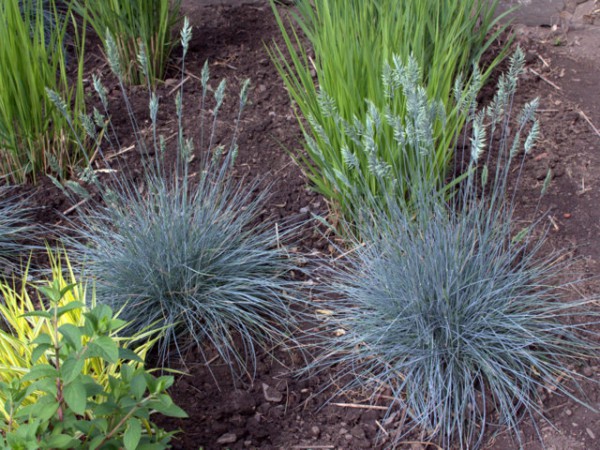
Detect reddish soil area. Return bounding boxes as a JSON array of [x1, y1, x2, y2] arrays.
[[5, 1, 600, 449]]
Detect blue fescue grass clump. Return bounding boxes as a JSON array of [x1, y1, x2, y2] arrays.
[[59, 20, 306, 374], [72, 161, 303, 372], [310, 49, 600, 449], [0, 186, 36, 274]]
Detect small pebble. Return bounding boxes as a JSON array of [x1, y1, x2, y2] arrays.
[[216, 433, 237, 445], [350, 425, 366, 440], [311, 426, 320, 437], [583, 366, 593, 377], [563, 213, 572, 219], [299, 206, 310, 213], [565, 409, 573, 416], [344, 434, 353, 441], [262, 383, 283, 403], [339, 428, 348, 435], [587, 428, 596, 439]]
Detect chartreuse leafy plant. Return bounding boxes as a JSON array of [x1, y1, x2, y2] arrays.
[[0, 249, 163, 422], [0, 0, 89, 183], [269, 0, 510, 220], [310, 50, 600, 449], [60, 20, 306, 375], [73, 0, 181, 86], [0, 277, 186, 450]]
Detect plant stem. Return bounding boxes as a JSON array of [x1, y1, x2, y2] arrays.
[[98, 396, 153, 446]]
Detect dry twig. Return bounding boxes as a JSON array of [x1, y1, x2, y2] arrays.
[[579, 109, 600, 139], [167, 75, 190, 96], [396, 441, 444, 450], [331, 402, 388, 411], [63, 198, 89, 215], [529, 68, 562, 91], [291, 446, 335, 449]]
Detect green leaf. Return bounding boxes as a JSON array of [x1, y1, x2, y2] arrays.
[[120, 364, 133, 381], [31, 343, 53, 363], [27, 378, 58, 397], [156, 375, 174, 391], [81, 377, 104, 397], [22, 364, 57, 381], [36, 285, 61, 303], [118, 348, 143, 363], [88, 435, 104, 450], [31, 334, 53, 345], [59, 283, 79, 300], [83, 311, 98, 333], [56, 301, 84, 317], [91, 304, 113, 322], [21, 310, 52, 319], [87, 336, 119, 364], [28, 399, 59, 421], [124, 418, 142, 450], [93, 401, 120, 416], [148, 396, 188, 418], [61, 357, 85, 384], [46, 434, 79, 449], [130, 373, 147, 400], [110, 318, 127, 330], [58, 324, 83, 350], [159, 402, 188, 418], [63, 380, 87, 415], [85, 417, 108, 434]]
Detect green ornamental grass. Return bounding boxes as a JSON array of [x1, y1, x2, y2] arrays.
[[74, 0, 181, 86], [309, 50, 599, 449], [63, 21, 306, 375], [269, 0, 510, 221], [0, 0, 89, 183]]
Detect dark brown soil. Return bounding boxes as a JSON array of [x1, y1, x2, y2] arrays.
[[4, 1, 600, 449]]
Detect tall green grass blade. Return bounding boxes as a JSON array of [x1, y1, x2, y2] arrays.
[[74, 0, 181, 86], [269, 0, 512, 223], [0, 0, 90, 183]]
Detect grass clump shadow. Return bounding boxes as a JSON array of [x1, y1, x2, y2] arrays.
[[57, 19, 308, 377], [307, 49, 600, 449]]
